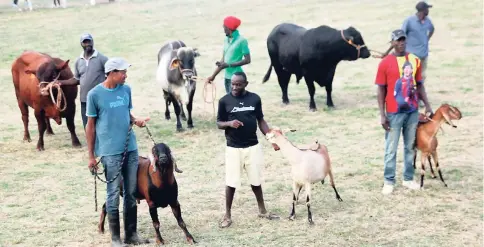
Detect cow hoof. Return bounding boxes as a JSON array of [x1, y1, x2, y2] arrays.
[[165, 115, 171, 120], [72, 141, 82, 148], [188, 124, 194, 129], [46, 131, 54, 135], [187, 238, 197, 244], [23, 136, 32, 142], [37, 146, 45, 151], [309, 108, 317, 112], [176, 127, 184, 132], [289, 215, 295, 221], [156, 238, 165, 245], [282, 100, 290, 105], [181, 115, 187, 121]]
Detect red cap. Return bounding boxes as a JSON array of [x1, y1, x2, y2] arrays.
[[223, 16, 241, 31]]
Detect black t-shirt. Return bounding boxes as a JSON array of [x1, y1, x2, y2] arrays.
[[217, 91, 264, 148]]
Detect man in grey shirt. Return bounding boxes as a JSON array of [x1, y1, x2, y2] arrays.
[[401, 1, 435, 81], [58, 33, 108, 129], [375, 2, 435, 82]]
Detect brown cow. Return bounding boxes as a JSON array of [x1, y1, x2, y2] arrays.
[[11, 50, 81, 151]]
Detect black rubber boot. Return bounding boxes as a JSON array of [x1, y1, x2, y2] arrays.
[[124, 206, 150, 245], [108, 212, 127, 247]]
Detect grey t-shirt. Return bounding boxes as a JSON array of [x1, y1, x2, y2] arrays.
[[401, 15, 435, 59], [74, 50, 109, 102]]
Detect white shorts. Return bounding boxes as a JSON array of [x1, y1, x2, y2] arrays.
[[225, 143, 264, 189]]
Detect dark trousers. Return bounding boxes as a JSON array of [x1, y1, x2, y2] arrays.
[[81, 102, 87, 129]]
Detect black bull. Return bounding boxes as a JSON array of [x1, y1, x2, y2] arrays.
[[262, 23, 371, 111]]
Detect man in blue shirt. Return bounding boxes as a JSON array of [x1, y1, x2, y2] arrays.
[[86, 57, 150, 246], [401, 1, 435, 81]]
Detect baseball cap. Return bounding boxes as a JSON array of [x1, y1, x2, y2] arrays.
[[80, 33, 93, 43], [416, 1, 432, 11], [391, 29, 406, 41], [104, 57, 131, 74]]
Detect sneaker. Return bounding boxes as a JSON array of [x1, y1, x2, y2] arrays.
[[402, 180, 420, 190], [381, 184, 394, 195]]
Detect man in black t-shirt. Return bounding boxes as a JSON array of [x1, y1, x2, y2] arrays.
[[216, 71, 280, 228]]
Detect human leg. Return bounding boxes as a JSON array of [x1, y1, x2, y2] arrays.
[[382, 113, 404, 193], [402, 111, 420, 190], [246, 144, 279, 220], [81, 102, 88, 130], [102, 154, 126, 247], [122, 149, 149, 244], [220, 146, 242, 228]]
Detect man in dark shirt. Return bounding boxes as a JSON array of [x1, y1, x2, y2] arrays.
[[216, 71, 280, 228]]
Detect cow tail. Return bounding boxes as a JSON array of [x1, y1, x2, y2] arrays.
[[262, 62, 272, 83]]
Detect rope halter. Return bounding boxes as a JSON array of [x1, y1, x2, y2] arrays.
[[38, 73, 67, 112], [340, 30, 367, 59]]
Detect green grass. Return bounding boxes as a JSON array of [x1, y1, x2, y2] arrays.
[[0, 0, 482, 246]]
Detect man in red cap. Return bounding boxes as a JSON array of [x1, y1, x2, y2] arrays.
[[206, 16, 251, 94]]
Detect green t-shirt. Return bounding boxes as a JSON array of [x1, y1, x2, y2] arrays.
[[223, 30, 250, 79]]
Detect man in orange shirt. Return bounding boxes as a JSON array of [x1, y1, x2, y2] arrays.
[[375, 29, 433, 195]]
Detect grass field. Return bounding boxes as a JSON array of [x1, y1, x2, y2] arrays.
[[0, 0, 483, 246]]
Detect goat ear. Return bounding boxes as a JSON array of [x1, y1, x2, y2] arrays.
[[169, 57, 180, 70]]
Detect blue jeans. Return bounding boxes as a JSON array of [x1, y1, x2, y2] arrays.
[[81, 102, 87, 130], [101, 149, 139, 214], [224, 78, 232, 94], [383, 111, 419, 185]]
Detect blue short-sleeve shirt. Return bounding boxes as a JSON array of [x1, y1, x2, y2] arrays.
[[86, 83, 137, 157]]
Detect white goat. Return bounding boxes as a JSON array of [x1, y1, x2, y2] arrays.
[[265, 127, 343, 225]]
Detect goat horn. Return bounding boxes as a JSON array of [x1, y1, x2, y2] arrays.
[[442, 112, 456, 128], [449, 105, 458, 113]]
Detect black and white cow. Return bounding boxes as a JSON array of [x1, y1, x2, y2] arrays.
[[262, 23, 371, 111], [156, 40, 200, 131]]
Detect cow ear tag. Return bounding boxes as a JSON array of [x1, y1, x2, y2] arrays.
[[169, 59, 179, 70]]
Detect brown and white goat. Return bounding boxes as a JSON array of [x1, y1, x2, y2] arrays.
[[265, 127, 343, 225], [413, 104, 462, 188]]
